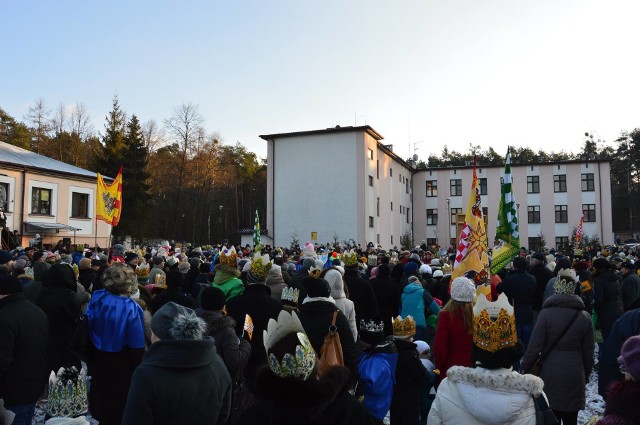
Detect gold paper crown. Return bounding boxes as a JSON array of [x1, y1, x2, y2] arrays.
[[308, 266, 322, 279], [343, 250, 358, 267], [281, 287, 300, 304], [220, 246, 238, 269], [249, 252, 272, 281], [472, 293, 518, 353], [392, 315, 416, 338]]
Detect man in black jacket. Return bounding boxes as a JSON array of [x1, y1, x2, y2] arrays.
[[529, 252, 553, 325], [0, 273, 49, 425]]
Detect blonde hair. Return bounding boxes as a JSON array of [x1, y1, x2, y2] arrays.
[[441, 299, 474, 335]]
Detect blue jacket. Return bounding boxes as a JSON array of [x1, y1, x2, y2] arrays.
[[358, 342, 398, 420], [400, 283, 441, 329]]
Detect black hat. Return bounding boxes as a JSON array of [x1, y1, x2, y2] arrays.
[[0, 274, 23, 294], [303, 277, 331, 298], [200, 286, 226, 311], [532, 252, 546, 262], [593, 258, 610, 270], [0, 250, 11, 265], [166, 270, 183, 288], [621, 261, 635, 270], [512, 256, 527, 270], [125, 252, 139, 263]]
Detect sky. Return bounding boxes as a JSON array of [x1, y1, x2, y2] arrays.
[[2, 0, 640, 161]]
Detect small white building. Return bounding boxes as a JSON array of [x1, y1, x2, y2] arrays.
[[261, 126, 413, 248]]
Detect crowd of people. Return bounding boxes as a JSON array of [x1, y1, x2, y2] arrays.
[[1, 239, 639, 425]]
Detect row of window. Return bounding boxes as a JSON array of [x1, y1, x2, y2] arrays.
[[425, 173, 596, 197], [369, 208, 411, 228], [528, 236, 571, 251], [425, 204, 597, 225], [369, 174, 411, 194], [0, 183, 89, 218]]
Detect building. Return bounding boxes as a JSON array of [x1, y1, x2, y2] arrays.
[[260, 126, 413, 247], [0, 141, 112, 248], [412, 160, 614, 250], [262, 125, 614, 250]]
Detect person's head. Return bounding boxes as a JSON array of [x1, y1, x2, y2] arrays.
[[166, 270, 183, 288], [592, 257, 610, 272], [320, 267, 345, 299], [200, 286, 226, 312], [620, 261, 635, 276], [414, 340, 431, 359], [79, 257, 92, 271], [472, 293, 521, 369], [404, 261, 419, 277], [511, 256, 527, 271], [0, 273, 23, 299], [392, 315, 416, 341], [125, 252, 139, 267], [359, 319, 386, 347], [553, 268, 578, 295], [153, 256, 165, 268], [619, 335, 640, 382], [302, 276, 331, 299], [531, 252, 545, 266], [102, 262, 137, 295], [150, 302, 207, 344]]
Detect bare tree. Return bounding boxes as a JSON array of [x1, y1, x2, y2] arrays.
[[141, 119, 167, 152], [24, 98, 51, 153], [67, 103, 95, 167]]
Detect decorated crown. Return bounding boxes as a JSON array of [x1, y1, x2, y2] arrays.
[[392, 315, 416, 338], [343, 250, 358, 267], [220, 246, 238, 270], [308, 266, 322, 279], [264, 310, 317, 380], [360, 319, 385, 334], [47, 366, 88, 418], [281, 287, 300, 304], [554, 268, 577, 295], [249, 252, 273, 281], [472, 293, 518, 353]]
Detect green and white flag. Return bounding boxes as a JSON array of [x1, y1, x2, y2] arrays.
[[253, 209, 261, 247], [491, 148, 520, 275]]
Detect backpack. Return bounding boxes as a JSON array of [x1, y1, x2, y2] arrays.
[[317, 310, 344, 376]]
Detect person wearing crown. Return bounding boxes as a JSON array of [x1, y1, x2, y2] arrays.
[[343, 250, 379, 325], [390, 315, 429, 425], [237, 310, 374, 425], [213, 246, 245, 301], [521, 268, 594, 425], [427, 294, 546, 425]]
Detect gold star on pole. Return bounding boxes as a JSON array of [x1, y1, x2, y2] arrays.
[[465, 222, 488, 261]]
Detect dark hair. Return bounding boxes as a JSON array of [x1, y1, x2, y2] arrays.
[[472, 342, 524, 370], [200, 262, 211, 273]]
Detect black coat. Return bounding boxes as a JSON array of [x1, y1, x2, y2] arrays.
[[196, 309, 251, 378], [226, 283, 283, 381], [150, 286, 197, 315], [598, 308, 640, 397], [122, 337, 232, 425], [621, 272, 640, 311], [289, 270, 310, 304], [0, 293, 49, 405], [238, 366, 374, 425], [343, 268, 379, 323], [496, 269, 537, 326], [184, 266, 201, 295], [530, 263, 553, 311], [592, 269, 624, 335], [78, 268, 96, 292], [390, 339, 428, 424], [369, 275, 401, 336], [298, 300, 361, 379]]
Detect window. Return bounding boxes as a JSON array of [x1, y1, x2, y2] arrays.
[[391, 235, 393, 245], [406, 179, 409, 194], [582, 173, 595, 191], [390, 168, 393, 177], [427, 209, 438, 225], [0, 182, 8, 211], [426, 180, 437, 197], [31, 187, 52, 215], [407, 208, 410, 223], [368, 148, 373, 160], [399, 174, 402, 182], [390, 202, 393, 211], [583, 204, 596, 222], [369, 175, 373, 187], [426, 238, 437, 247], [555, 236, 569, 251], [400, 205, 403, 214], [528, 237, 543, 251], [451, 208, 462, 226], [555, 205, 568, 223], [554, 174, 567, 192], [376, 197, 380, 217], [450, 179, 462, 196], [376, 160, 379, 179], [71, 192, 89, 218], [527, 176, 539, 193], [377, 233, 380, 244], [369, 216, 374, 228], [479, 178, 488, 195], [528, 206, 540, 223]]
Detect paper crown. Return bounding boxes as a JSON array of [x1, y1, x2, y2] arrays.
[[367, 254, 378, 266], [554, 268, 577, 295], [392, 315, 416, 338], [281, 287, 300, 304], [343, 250, 358, 267], [219, 246, 238, 270], [47, 366, 88, 418], [472, 293, 518, 353], [308, 266, 322, 279], [249, 252, 272, 281], [360, 319, 385, 334], [264, 310, 317, 380]]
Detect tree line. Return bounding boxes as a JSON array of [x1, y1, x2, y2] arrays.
[[0, 97, 266, 245]]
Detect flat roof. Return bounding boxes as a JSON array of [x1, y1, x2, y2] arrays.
[[413, 158, 612, 173]]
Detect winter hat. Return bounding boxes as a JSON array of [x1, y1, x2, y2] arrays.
[[370, 266, 379, 280], [532, 252, 546, 262], [419, 264, 432, 275], [359, 319, 386, 345], [430, 259, 441, 267], [166, 270, 183, 288], [178, 262, 190, 273], [151, 302, 207, 341], [592, 258, 610, 271], [433, 270, 443, 278], [200, 286, 226, 311], [153, 256, 164, 266], [302, 276, 331, 298], [0, 250, 12, 265], [301, 257, 316, 272], [414, 340, 430, 355], [0, 274, 23, 294], [33, 251, 45, 262], [512, 256, 527, 270], [404, 261, 419, 276], [268, 264, 282, 278], [450, 277, 476, 303], [79, 258, 92, 270], [618, 335, 640, 380], [14, 258, 27, 271]]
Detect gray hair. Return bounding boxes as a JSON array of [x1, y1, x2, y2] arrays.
[[102, 263, 137, 295]]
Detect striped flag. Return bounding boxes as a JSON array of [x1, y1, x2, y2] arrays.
[[452, 157, 490, 286], [490, 149, 520, 275], [253, 209, 261, 247], [575, 214, 584, 245]]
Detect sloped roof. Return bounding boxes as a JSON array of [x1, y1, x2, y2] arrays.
[[0, 141, 98, 179]]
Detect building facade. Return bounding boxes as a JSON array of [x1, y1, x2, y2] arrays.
[[262, 125, 614, 250], [0, 141, 112, 248], [261, 126, 413, 247]]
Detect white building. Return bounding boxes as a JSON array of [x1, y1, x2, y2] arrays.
[[261, 126, 413, 247], [262, 125, 614, 249]]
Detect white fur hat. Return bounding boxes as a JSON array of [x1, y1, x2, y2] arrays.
[[450, 277, 476, 303], [419, 264, 432, 275]]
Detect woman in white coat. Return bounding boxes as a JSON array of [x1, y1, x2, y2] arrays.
[[322, 267, 358, 342]]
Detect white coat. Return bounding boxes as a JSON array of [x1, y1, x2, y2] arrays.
[[324, 269, 358, 341]]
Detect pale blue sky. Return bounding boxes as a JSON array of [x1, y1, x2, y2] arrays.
[[2, 0, 639, 160]]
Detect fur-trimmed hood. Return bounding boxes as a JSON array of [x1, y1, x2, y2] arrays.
[[195, 308, 236, 334], [442, 366, 543, 424]]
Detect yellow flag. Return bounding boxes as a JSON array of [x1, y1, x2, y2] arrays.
[[96, 166, 123, 226], [451, 160, 490, 286]]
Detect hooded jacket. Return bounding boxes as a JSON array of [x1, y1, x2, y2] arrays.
[[357, 339, 398, 420], [592, 269, 624, 334], [427, 366, 545, 425], [325, 269, 357, 341], [122, 336, 232, 425], [343, 267, 379, 324]]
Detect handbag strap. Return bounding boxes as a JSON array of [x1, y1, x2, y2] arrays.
[[539, 309, 582, 361], [329, 310, 338, 333]]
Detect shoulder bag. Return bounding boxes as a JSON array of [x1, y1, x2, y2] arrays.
[[317, 310, 344, 377], [525, 309, 581, 376]]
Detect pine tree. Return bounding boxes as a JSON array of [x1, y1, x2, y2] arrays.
[[96, 95, 126, 176], [116, 114, 151, 240]]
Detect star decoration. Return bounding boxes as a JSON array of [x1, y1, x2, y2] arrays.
[[465, 221, 488, 261]]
